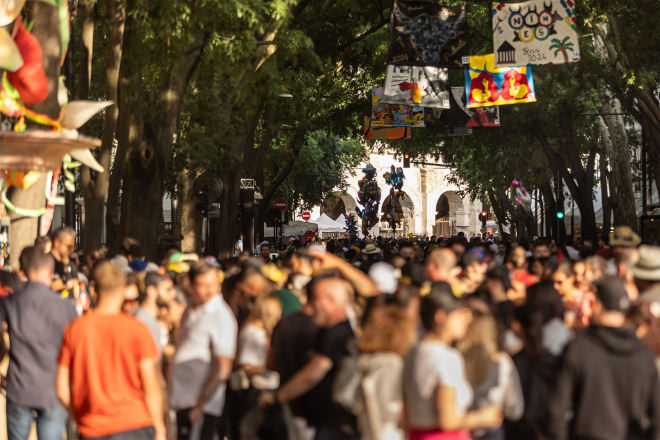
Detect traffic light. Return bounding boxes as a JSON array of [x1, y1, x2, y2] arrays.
[[478, 211, 488, 223], [403, 153, 410, 168], [556, 210, 565, 220]]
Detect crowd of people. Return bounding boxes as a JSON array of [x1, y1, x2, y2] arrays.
[[1, 225, 660, 440]]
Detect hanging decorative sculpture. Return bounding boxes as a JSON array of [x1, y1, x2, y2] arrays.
[[355, 164, 381, 236]]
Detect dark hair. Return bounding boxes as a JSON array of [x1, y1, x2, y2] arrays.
[[526, 281, 565, 321], [513, 303, 545, 357], [145, 271, 169, 289], [189, 261, 217, 283], [33, 236, 51, 252], [52, 227, 75, 242], [22, 246, 54, 274], [128, 244, 143, 258], [420, 281, 456, 332]]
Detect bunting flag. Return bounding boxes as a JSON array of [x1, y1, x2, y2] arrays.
[[387, 1, 468, 68], [464, 54, 536, 108], [382, 65, 450, 108], [363, 115, 412, 140], [371, 87, 425, 127], [492, 0, 580, 67]]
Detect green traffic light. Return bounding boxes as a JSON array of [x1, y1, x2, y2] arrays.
[[556, 211, 565, 219]]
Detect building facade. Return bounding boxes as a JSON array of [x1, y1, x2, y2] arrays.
[[299, 150, 484, 237]]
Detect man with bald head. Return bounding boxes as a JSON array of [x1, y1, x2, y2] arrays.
[[260, 274, 357, 440], [425, 248, 458, 283]]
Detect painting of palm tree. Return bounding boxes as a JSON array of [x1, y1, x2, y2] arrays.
[[549, 36, 575, 63]]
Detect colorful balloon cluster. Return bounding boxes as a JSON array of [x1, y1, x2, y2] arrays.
[[509, 179, 532, 215], [344, 213, 359, 237], [355, 164, 381, 235], [382, 165, 406, 230]]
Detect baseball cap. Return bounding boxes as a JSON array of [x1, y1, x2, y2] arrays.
[[594, 277, 631, 312]]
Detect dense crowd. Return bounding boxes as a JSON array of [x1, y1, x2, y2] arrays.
[[1, 225, 660, 440]]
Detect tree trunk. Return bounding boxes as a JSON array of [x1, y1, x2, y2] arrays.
[[600, 156, 612, 236], [81, 0, 124, 254], [540, 181, 558, 241], [116, 9, 209, 259], [179, 172, 202, 253], [8, 3, 61, 268], [598, 103, 637, 230]]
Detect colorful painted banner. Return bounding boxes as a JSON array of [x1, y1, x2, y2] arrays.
[[464, 54, 536, 108], [363, 115, 412, 140], [492, 0, 580, 67], [447, 87, 500, 127], [371, 87, 425, 127], [387, 1, 468, 68], [382, 65, 450, 108]]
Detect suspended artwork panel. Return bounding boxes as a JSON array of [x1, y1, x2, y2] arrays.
[[464, 54, 536, 108], [492, 0, 580, 67], [387, 1, 468, 68], [381, 65, 450, 108], [371, 87, 425, 128]]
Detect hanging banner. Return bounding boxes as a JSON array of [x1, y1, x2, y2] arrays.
[[371, 87, 425, 127], [363, 115, 412, 140], [387, 1, 468, 68], [425, 109, 473, 137], [444, 87, 500, 127], [382, 65, 450, 108], [492, 0, 580, 67], [464, 53, 536, 108]]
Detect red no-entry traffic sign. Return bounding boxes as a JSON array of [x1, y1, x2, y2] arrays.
[[301, 211, 311, 221], [274, 198, 288, 212]]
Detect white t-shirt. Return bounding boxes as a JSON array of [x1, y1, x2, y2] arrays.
[[403, 340, 472, 429], [237, 324, 269, 367], [170, 295, 237, 416]]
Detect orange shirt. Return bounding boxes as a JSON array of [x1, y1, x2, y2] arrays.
[[58, 312, 158, 438]]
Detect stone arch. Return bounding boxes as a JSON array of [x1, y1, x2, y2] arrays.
[[321, 191, 358, 221], [432, 190, 465, 237]]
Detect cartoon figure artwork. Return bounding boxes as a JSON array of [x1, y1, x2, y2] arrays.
[[382, 165, 406, 231], [441, 87, 501, 128], [492, 0, 580, 67], [344, 213, 359, 238], [363, 115, 412, 140], [464, 54, 536, 108], [382, 65, 450, 108], [371, 87, 424, 128], [355, 164, 381, 236], [509, 180, 533, 215], [387, 1, 468, 68]]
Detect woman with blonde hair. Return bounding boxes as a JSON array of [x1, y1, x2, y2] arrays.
[[233, 294, 283, 439], [457, 308, 523, 440]]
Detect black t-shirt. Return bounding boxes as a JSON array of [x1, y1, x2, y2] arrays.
[[308, 320, 356, 429], [271, 312, 320, 419], [271, 311, 319, 384], [53, 257, 78, 286]]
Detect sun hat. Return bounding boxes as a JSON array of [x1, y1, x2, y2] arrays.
[[631, 245, 660, 281], [609, 226, 641, 248], [362, 243, 381, 255]]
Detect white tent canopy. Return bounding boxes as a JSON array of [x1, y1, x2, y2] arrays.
[[333, 214, 347, 230], [313, 213, 345, 234]]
